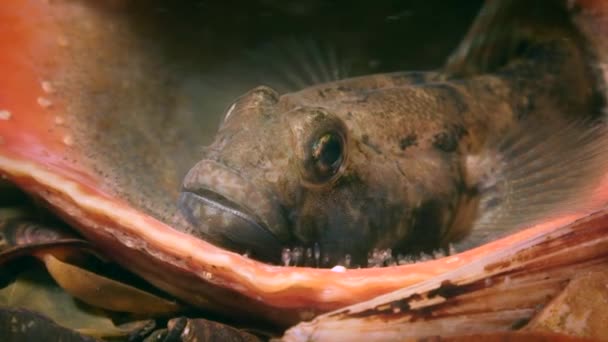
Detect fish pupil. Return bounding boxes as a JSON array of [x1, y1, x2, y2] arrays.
[[313, 133, 342, 172]]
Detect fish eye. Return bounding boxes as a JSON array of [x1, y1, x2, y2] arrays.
[[289, 108, 348, 185], [305, 131, 345, 183]]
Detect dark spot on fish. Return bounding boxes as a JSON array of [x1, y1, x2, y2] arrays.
[[317, 89, 326, 98], [516, 96, 535, 121], [322, 87, 340, 95], [362, 134, 382, 154], [482, 82, 498, 96], [334, 173, 362, 188], [399, 134, 418, 150], [425, 83, 469, 114], [433, 125, 467, 153], [589, 90, 608, 121], [455, 125, 468, 138], [433, 131, 458, 152], [399, 200, 444, 253], [515, 39, 533, 57], [484, 197, 501, 210], [391, 72, 428, 85], [347, 112, 353, 118]]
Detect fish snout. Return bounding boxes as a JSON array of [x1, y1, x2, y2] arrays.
[[177, 160, 288, 262]]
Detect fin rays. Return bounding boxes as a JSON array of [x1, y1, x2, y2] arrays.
[[461, 118, 608, 249], [242, 38, 352, 93]]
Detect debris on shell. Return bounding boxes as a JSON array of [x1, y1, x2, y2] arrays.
[[41, 81, 55, 94], [62, 135, 73, 146], [0, 110, 11, 121], [37, 97, 53, 109]]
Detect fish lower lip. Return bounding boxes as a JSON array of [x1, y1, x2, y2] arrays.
[[177, 190, 283, 262]]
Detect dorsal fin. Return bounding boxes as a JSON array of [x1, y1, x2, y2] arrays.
[[444, 0, 572, 76], [242, 37, 354, 93]]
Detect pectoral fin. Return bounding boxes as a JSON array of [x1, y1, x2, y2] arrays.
[[457, 117, 608, 250]]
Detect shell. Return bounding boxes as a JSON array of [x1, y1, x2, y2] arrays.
[[281, 209, 608, 340], [1, 0, 608, 339]]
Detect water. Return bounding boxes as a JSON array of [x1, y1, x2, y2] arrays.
[[64, 0, 482, 227]]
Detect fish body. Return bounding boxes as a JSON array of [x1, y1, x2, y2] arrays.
[[178, 0, 608, 267]]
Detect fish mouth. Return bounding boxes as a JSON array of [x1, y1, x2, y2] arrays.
[[177, 160, 288, 262]]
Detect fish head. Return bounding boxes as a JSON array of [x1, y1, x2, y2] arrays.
[[178, 81, 469, 267]]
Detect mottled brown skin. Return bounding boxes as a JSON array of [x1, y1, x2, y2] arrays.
[[178, 3, 603, 266]]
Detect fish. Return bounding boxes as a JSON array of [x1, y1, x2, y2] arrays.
[[176, 0, 608, 268]]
